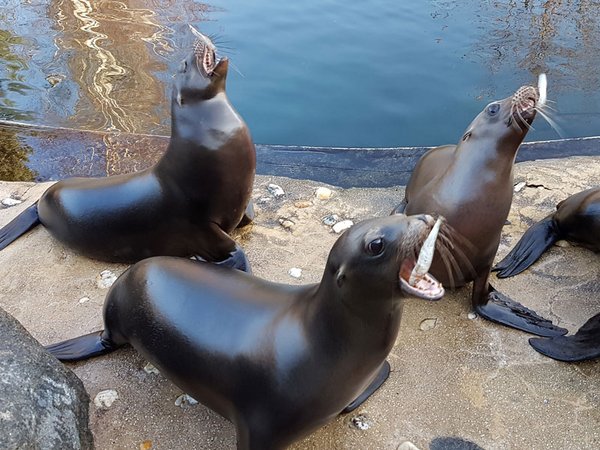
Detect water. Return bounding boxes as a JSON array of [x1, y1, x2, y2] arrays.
[[0, 0, 599, 149]]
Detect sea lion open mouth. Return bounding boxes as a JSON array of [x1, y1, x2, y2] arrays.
[[510, 84, 539, 128], [399, 218, 445, 301], [189, 25, 218, 76]]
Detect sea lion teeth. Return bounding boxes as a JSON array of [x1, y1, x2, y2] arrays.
[[409, 217, 443, 286]]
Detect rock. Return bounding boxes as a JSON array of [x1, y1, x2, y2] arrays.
[[288, 268, 302, 278], [315, 187, 333, 200], [514, 181, 526, 193], [139, 441, 153, 450], [1, 198, 22, 207], [294, 200, 312, 209], [555, 240, 571, 248], [419, 318, 438, 331], [143, 363, 160, 375], [278, 218, 295, 231], [350, 414, 371, 430], [97, 270, 117, 289], [398, 442, 421, 450], [267, 183, 285, 198], [78, 297, 90, 304], [94, 389, 119, 409], [467, 312, 477, 320], [174, 394, 198, 408], [0, 307, 94, 450], [333, 220, 354, 234], [322, 214, 339, 226]]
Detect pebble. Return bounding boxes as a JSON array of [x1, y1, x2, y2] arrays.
[[288, 268, 302, 278], [514, 181, 526, 193], [97, 270, 117, 289], [467, 312, 478, 320], [143, 362, 160, 375], [175, 393, 199, 407], [1, 198, 22, 207], [322, 214, 339, 226], [279, 218, 295, 231], [94, 389, 119, 408], [351, 414, 371, 430], [267, 183, 285, 198], [419, 318, 438, 331], [333, 220, 354, 234], [78, 296, 90, 304], [397, 442, 421, 450], [555, 240, 571, 248], [139, 441, 153, 450], [315, 187, 333, 200], [294, 200, 312, 208], [257, 197, 271, 205]]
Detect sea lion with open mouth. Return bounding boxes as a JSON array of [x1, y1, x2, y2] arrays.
[[0, 27, 255, 271], [493, 187, 600, 361], [392, 81, 567, 337], [46, 214, 447, 450]]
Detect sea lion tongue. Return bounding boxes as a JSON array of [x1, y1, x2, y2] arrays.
[[400, 218, 445, 301]]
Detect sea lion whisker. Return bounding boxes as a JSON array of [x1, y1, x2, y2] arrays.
[[535, 108, 566, 138]]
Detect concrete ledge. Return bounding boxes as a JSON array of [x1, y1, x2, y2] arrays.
[[0, 156, 598, 449]]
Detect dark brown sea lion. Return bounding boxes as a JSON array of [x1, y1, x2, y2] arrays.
[[0, 28, 255, 271], [392, 84, 567, 337], [493, 187, 600, 361], [46, 214, 446, 450]]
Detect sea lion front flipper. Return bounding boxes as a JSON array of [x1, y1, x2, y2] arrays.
[[0, 203, 40, 251], [529, 313, 600, 362], [236, 201, 255, 228], [493, 214, 559, 278], [45, 330, 119, 361], [341, 361, 390, 414], [475, 285, 568, 337], [191, 223, 252, 273]]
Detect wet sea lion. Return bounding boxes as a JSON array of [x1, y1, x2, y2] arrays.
[[392, 84, 567, 337], [493, 187, 600, 361], [46, 214, 446, 450], [0, 28, 255, 270]]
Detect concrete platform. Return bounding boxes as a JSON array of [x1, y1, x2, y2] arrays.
[[0, 156, 598, 450]]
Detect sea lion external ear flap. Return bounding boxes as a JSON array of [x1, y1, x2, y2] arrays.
[[336, 266, 346, 287]]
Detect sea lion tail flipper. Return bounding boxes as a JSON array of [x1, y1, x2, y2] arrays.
[[529, 313, 600, 362], [476, 286, 568, 337], [45, 331, 119, 361], [0, 203, 40, 251], [492, 215, 559, 278], [341, 361, 390, 414]]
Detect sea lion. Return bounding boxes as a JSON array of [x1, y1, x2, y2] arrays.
[[46, 214, 447, 450], [493, 187, 600, 361], [0, 28, 255, 271], [392, 84, 567, 337]]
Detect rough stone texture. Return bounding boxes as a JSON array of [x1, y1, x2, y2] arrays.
[[0, 307, 94, 450], [0, 156, 598, 449]]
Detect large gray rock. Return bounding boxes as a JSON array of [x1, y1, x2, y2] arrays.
[[0, 307, 94, 450]]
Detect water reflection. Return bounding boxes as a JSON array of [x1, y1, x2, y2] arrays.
[[0, 127, 37, 181], [0, 29, 35, 121]]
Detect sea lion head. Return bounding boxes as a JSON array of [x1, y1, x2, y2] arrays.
[[459, 84, 540, 150], [173, 26, 229, 105], [326, 214, 445, 304]]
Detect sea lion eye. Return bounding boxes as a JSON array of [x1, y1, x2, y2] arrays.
[[367, 238, 385, 255], [487, 103, 500, 115]]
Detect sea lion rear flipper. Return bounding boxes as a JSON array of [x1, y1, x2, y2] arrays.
[[493, 214, 559, 278], [476, 285, 568, 337], [341, 361, 390, 414], [529, 313, 600, 362], [236, 201, 255, 228], [45, 330, 119, 361], [0, 203, 40, 251]]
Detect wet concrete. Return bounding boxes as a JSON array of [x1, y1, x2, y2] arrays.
[[0, 156, 598, 450]]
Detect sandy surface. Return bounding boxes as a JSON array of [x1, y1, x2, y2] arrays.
[[0, 156, 598, 450]]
